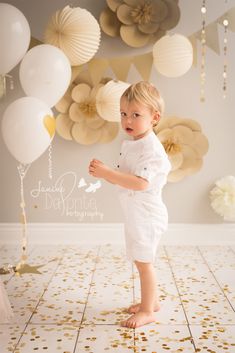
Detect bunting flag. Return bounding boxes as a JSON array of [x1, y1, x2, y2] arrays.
[[88, 58, 110, 85], [29, 6, 235, 83], [109, 56, 132, 81], [29, 36, 42, 49], [218, 6, 235, 31], [133, 52, 153, 81], [71, 65, 84, 83], [202, 22, 220, 55]]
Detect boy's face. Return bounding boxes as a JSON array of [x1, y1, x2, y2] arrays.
[[120, 97, 159, 140]]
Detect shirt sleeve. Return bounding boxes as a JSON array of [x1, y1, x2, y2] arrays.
[[133, 147, 171, 182]]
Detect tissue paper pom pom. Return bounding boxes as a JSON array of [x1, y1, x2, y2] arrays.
[[210, 176, 235, 221]]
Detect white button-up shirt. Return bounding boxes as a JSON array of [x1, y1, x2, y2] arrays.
[[116, 131, 171, 200]]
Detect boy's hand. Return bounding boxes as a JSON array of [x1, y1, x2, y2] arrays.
[[89, 159, 111, 179], [89, 159, 148, 190]]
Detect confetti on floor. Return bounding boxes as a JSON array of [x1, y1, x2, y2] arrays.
[[0, 244, 235, 352]]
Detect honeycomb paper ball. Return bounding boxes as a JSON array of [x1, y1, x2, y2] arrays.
[[153, 34, 193, 77]]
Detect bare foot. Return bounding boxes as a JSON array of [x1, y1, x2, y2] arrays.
[[121, 311, 156, 328], [127, 302, 160, 314]]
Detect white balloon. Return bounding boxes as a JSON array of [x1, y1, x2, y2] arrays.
[[19, 44, 71, 107], [1, 97, 55, 164], [0, 3, 30, 75]]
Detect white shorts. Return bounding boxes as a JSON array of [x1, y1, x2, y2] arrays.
[[118, 191, 168, 263]]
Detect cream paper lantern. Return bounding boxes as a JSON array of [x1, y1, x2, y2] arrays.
[[153, 34, 193, 77], [44, 6, 101, 66], [96, 80, 130, 122]]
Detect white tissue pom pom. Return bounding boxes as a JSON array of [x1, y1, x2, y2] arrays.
[[210, 176, 235, 221]]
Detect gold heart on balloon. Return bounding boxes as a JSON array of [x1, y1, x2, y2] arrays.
[[43, 115, 56, 138]]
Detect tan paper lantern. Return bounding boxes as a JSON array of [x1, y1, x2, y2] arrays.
[[44, 6, 101, 66], [153, 34, 193, 77], [96, 80, 130, 122]]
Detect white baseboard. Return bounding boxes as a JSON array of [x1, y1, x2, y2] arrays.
[[0, 223, 235, 245]]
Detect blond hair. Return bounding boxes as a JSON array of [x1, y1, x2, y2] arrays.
[[121, 81, 165, 118]]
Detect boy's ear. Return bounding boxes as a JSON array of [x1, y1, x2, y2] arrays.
[[152, 112, 160, 126]]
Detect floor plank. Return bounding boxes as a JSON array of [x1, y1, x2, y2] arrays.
[[1, 244, 235, 352]]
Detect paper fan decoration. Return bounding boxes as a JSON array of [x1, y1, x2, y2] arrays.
[[153, 34, 193, 77], [44, 5, 101, 66], [154, 116, 209, 182], [210, 176, 235, 221], [55, 74, 120, 145], [99, 0, 180, 48], [96, 80, 130, 122]]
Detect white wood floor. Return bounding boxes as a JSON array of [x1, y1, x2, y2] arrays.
[[0, 244, 235, 353]]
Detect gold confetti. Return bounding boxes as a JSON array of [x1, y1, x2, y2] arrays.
[[15, 263, 44, 275]]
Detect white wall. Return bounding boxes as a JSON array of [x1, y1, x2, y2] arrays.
[[0, 0, 235, 224]]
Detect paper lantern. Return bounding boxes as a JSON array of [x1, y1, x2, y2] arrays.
[[153, 34, 193, 77], [44, 6, 101, 66], [96, 80, 130, 122]]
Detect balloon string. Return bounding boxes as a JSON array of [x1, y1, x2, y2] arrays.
[[48, 142, 53, 179], [0, 74, 14, 99], [0, 75, 6, 99], [17, 164, 31, 269]]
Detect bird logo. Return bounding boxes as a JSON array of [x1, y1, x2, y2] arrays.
[[78, 178, 87, 188], [85, 180, 102, 193]]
